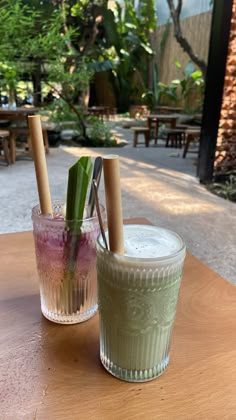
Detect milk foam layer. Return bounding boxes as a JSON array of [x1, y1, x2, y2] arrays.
[[119, 225, 183, 258]]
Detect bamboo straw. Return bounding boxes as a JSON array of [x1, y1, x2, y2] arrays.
[[103, 155, 124, 254], [28, 115, 52, 215]]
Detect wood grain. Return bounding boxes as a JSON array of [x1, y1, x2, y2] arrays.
[[0, 222, 236, 419]]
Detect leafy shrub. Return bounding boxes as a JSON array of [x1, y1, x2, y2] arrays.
[[85, 118, 123, 147], [207, 171, 236, 202]]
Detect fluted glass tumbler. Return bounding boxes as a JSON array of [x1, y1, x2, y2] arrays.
[[96, 224, 186, 382], [32, 202, 103, 324]]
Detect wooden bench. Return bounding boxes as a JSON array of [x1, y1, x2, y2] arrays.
[[132, 127, 150, 147], [9, 125, 49, 163], [0, 130, 11, 165]]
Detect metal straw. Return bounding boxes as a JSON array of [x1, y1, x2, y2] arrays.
[[88, 157, 102, 217], [92, 179, 108, 250]]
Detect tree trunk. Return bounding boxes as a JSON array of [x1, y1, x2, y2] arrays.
[[32, 61, 42, 106]]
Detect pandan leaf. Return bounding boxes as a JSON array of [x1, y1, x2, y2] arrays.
[[66, 156, 93, 222], [60, 156, 94, 312]]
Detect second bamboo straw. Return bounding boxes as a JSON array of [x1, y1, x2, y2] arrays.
[[103, 155, 124, 254]]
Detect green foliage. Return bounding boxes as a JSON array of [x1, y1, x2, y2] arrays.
[[46, 99, 83, 125], [46, 99, 119, 147], [207, 172, 236, 202], [102, 0, 157, 112], [142, 83, 178, 110], [172, 61, 205, 112], [0, 0, 39, 96], [0, 63, 18, 92], [0, 0, 95, 106], [141, 63, 178, 110], [0, 0, 38, 61], [66, 156, 93, 222], [0, 0, 157, 126], [0, 0, 99, 138], [143, 60, 204, 112], [85, 118, 119, 147], [71, 1, 90, 18]]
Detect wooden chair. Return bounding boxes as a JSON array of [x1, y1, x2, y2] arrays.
[[0, 130, 11, 165], [132, 127, 150, 147], [165, 128, 186, 148], [182, 128, 201, 158], [147, 116, 159, 144], [9, 125, 49, 163]]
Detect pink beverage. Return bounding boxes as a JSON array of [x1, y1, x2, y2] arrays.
[[32, 201, 103, 324]]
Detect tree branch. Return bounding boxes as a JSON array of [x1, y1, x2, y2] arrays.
[[176, 0, 182, 19], [166, 0, 207, 78], [45, 79, 87, 139]]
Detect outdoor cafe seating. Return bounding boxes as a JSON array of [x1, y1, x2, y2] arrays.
[[0, 107, 49, 163], [131, 110, 202, 150], [182, 127, 201, 158], [0, 130, 10, 165]]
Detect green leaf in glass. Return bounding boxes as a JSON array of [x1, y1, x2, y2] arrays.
[[66, 156, 93, 223]]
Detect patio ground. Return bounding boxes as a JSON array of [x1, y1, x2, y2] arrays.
[[0, 119, 235, 285]]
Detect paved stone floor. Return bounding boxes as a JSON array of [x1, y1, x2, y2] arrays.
[[0, 120, 235, 285]]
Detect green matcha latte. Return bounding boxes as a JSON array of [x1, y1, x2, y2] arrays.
[[96, 224, 186, 382]]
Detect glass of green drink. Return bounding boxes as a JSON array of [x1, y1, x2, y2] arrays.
[[96, 224, 186, 382]]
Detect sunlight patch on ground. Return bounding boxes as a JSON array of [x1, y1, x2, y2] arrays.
[[60, 148, 223, 215], [157, 167, 197, 182], [122, 174, 224, 216], [110, 129, 129, 145], [61, 147, 99, 158]]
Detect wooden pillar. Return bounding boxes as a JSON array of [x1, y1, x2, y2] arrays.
[[198, 0, 233, 182]]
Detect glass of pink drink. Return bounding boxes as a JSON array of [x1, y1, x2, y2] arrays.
[[32, 201, 103, 324]]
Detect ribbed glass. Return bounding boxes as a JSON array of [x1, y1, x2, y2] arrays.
[[96, 225, 186, 382], [32, 201, 103, 324]]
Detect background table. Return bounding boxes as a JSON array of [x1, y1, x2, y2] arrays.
[[87, 106, 107, 120], [154, 106, 183, 114], [147, 114, 179, 143], [0, 108, 49, 163], [0, 107, 38, 121], [1, 220, 236, 419]]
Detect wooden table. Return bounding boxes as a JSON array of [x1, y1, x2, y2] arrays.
[[1, 221, 236, 419], [147, 114, 179, 143], [154, 105, 183, 114], [0, 107, 38, 121], [87, 106, 107, 120], [0, 107, 49, 163]]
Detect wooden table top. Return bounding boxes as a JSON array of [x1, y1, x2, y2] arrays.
[[0, 107, 38, 120], [1, 221, 236, 419], [148, 113, 180, 120], [154, 106, 183, 113]]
